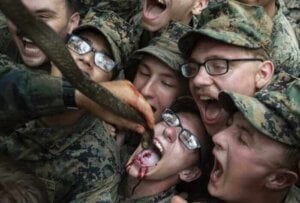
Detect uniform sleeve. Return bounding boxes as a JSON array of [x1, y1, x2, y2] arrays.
[[0, 54, 65, 128]]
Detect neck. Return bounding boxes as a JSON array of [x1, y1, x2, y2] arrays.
[[42, 110, 85, 127], [264, 1, 276, 18], [126, 175, 177, 199]]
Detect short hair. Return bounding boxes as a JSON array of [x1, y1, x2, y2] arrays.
[[282, 146, 300, 176], [66, 0, 80, 14], [0, 157, 49, 203]]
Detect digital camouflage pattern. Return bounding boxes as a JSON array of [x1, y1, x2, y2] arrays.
[[74, 9, 136, 74], [282, 0, 300, 47], [125, 21, 191, 81], [129, 13, 200, 49], [0, 54, 65, 128], [0, 114, 123, 202], [270, 0, 299, 76], [78, 0, 142, 21], [219, 71, 300, 148], [179, 0, 273, 59], [118, 179, 175, 203]]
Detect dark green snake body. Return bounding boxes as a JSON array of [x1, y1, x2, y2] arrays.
[[0, 0, 152, 148]]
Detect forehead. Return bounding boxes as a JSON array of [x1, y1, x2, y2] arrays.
[[21, 0, 68, 12], [190, 38, 249, 60]]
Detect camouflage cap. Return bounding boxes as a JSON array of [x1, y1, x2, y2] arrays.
[[72, 8, 135, 71], [219, 71, 300, 148], [125, 21, 191, 81], [179, 0, 273, 58]]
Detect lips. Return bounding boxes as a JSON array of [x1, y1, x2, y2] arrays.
[[21, 36, 41, 57], [143, 0, 167, 20], [199, 98, 223, 125]]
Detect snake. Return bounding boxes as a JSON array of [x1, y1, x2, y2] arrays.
[[0, 0, 153, 149]]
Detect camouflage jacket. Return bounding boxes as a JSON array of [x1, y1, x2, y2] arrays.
[[271, 0, 300, 76], [282, 0, 300, 47], [129, 13, 199, 49], [0, 114, 122, 202], [119, 181, 175, 203], [0, 54, 65, 129], [284, 186, 300, 203], [78, 0, 142, 21]]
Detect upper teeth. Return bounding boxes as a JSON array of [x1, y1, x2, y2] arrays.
[[158, 0, 166, 5], [22, 37, 33, 43], [153, 139, 163, 154]]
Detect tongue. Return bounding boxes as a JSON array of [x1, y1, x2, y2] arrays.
[[136, 149, 160, 167], [145, 5, 164, 19], [204, 101, 222, 122]]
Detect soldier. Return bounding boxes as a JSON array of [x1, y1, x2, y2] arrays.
[[129, 0, 208, 48], [208, 71, 300, 203], [235, 0, 300, 76], [4, 0, 80, 70], [120, 97, 213, 202], [178, 0, 275, 136], [0, 11, 153, 202]]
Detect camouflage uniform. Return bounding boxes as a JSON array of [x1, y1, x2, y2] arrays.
[[218, 71, 300, 203], [282, 0, 300, 47], [78, 0, 142, 21], [0, 54, 65, 129], [129, 10, 198, 49], [271, 0, 299, 76], [0, 114, 122, 202], [0, 11, 134, 202]]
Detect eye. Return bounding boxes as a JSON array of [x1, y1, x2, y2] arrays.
[[161, 80, 175, 87], [137, 66, 150, 77]]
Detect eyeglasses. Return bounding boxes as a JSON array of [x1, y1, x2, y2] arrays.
[[180, 58, 264, 78], [66, 34, 116, 72], [161, 108, 201, 150]]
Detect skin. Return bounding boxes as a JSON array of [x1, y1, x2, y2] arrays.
[[133, 55, 188, 122], [126, 112, 204, 198], [236, 0, 276, 17], [142, 0, 208, 32], [7, 0, 79, 68], [208, 113, 292, 203], [188, 38, 273, 136]]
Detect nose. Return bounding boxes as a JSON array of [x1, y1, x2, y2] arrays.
[[163, 127, 178, 143], [78, 52, 94, 71], [139, 79, 155, 98], [212, 129, 228, 151], [191, 65, 213, 87]]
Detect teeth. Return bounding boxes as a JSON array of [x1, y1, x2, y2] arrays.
[[22, 37, 33, 43], [153, 139, 163, 154], [200, 96, 213, 100], [157, 0, 166, 5]]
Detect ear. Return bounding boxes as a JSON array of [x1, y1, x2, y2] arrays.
[[265, 169, 298, 190], [255, 60, 274, 90], [179, 166, 202, 182], [67, 12, 80, 33], [192, 0, 209, 15]]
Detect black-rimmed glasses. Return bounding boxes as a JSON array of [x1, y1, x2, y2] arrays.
[[66, 34, 116, 72], [180, 58, 264, 78], [161, 108, 201, 150]]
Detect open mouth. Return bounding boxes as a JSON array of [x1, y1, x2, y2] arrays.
[[134, 138, 163, 167], [143, 0, 167, 20], [199, 97, 222, 124], [210, 157, 223, 183]]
